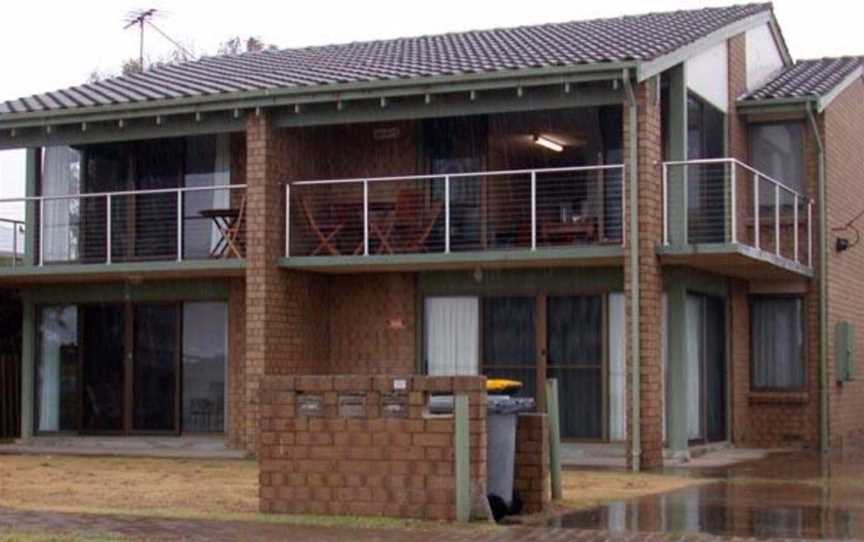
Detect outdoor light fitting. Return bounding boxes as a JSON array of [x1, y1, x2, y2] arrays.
[[534, 135, 564, 152]]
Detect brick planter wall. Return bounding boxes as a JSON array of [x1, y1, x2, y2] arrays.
[[514, 413, 550, 514], [259, 375, 488, 520]]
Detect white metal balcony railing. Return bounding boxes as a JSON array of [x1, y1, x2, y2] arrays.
[[0, 185, 246, 267], [662, 158, 812, 268], [285, 165, 626, 258]]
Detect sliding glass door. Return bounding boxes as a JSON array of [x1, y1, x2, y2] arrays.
[[684, 294, 727, 444], [36, 301, 227, 436], [424, 292, 614, 442]]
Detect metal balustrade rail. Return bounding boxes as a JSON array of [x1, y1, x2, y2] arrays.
[[662, 158, 812, 268], [0, 184, 246, 266], [285, 165, 625, 258]]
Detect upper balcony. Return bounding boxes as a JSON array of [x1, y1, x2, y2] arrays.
[[660, 158, 813, 279], [283, 164, 625, 272], [0, 135, 247, 283]]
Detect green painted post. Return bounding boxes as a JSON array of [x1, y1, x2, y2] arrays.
[[24, 148, 37, 266], [546, 378, 562, 500], [20, 294, 34, 439], [454, 393, 471, 522]]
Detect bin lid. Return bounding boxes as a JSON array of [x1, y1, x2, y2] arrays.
[[486, 395, 535, 414]]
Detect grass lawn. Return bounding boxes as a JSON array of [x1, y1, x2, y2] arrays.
[[560, 469, 705, 510], [0, 454, 703, 530]]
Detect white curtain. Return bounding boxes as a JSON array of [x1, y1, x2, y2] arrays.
[[685, 295, 703, 440], [42, 146, 81, 262], [608, 292, 627, 441], [425, 297, 479, 376], [38, 305, 77, 432]]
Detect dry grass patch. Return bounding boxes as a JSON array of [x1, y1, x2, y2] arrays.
[[0, 454, 258, 519], [560, 469, 707, 510]]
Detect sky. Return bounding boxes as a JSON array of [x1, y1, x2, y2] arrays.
[[0, 0, 861, 205]]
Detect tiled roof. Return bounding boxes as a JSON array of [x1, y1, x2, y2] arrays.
[[741, 56, 863, 102], [0, 3, 773, 117]]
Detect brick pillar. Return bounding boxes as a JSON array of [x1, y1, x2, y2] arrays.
[[227, 277, 247, 449], [624, 77, 665, 469], [244, 115, 331, 455]]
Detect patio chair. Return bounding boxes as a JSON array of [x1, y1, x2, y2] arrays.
[[299, 195, 345, 255], [372, 189, 443, 254]]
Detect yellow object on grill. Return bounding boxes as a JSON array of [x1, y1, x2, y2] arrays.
[[486, 379, 523, 394]]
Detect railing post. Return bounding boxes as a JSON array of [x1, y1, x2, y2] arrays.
[[11, 223, 17, 268], [774, 183, 781, 256], [793, 194, 799, 263], [730, 162, 737, 244], [808, 201, 813, 268], [106, 195, 112, 264], [444, 175, 450, 254], [38, 198, 44, 266], [682, 165, 689, 244], [620, 165, 626, 246], [285, 184, 291, 258], [176, 190, 183, 262], [753, 173, 760, 250], [363, 180, 369, 256], [662, 164, 668, 245], [530, 170, 537, 250]]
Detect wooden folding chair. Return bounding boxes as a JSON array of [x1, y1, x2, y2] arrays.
[[299, 195, 344, 255]]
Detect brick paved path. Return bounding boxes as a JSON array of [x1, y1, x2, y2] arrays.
[[0, 507, 820, 542]]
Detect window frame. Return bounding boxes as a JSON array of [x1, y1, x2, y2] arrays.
[[748, 121, 806, 196], [749, 294, 807, 392]]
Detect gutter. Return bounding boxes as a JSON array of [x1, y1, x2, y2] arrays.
[[807, 103, 829, 453], [622, 68, 641, 472]]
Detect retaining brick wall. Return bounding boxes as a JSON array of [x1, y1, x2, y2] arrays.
[[259, 375, 489, 520], [514, 413, 549, 514]]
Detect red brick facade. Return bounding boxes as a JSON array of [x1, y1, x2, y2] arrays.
[[825, 78, 864, 448]]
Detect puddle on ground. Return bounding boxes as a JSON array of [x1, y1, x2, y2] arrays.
[[550, 451, 864, 539]]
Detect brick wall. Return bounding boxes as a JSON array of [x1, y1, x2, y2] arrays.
[[259, 375, 488, 520], [513, 413, 549, 514], [328, 273, 417, 375], [824, 78, 864, 447], [624, 77, 665, 469], [227, 278, 247, 449]]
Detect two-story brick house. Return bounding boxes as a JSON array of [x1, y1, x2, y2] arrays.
[[0, 3, 862, 488]]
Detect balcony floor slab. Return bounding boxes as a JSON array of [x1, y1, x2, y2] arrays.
[[657, 242, 813, 280]]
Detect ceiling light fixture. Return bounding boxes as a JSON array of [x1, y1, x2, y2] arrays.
[[534, 135, 564, 152]]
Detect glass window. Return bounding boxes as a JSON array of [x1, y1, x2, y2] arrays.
[[41, 146, 82, 263], [182, 302, 227, 433], [36, 305, 78, 432], [0, 149, 27, 260], [751, 297, 804, 390], [425, 297, 479, 376], [751, 123, 804, 193], [482, 297, 537, 402], [183, 134, 232, 259]]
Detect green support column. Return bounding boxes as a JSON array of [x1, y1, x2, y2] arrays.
[[20, 293, 34, 439], [24, 148, 37, 266], [454, 394, 470, 522], [665, 281, 689, 452], [665, 63, 689, 245]]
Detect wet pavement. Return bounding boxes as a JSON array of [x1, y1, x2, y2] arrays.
[[551, 450, 864, 540], [0, 506, 843, 542]]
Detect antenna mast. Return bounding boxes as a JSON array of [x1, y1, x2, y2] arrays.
[[124, 8, 157, 69]]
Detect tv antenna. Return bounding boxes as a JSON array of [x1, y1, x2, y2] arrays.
[[124, 8, 193, 70]]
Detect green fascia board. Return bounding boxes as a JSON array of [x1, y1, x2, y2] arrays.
[[273, 85, 624, 128], [0, 114, 245, 150], [0, 258, 245, 280], [25, 278, 232, 305], [417, 266, 624, 296], [736, 96, 815, 116], [0, 63, 637, 131], [657, 242, 814, 278], [280, 246, 624, 272]]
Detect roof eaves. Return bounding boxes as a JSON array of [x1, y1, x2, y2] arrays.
[[637, 9, 773, 82], [0, 61, 636, 130], [817, 64, 863, 113]]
